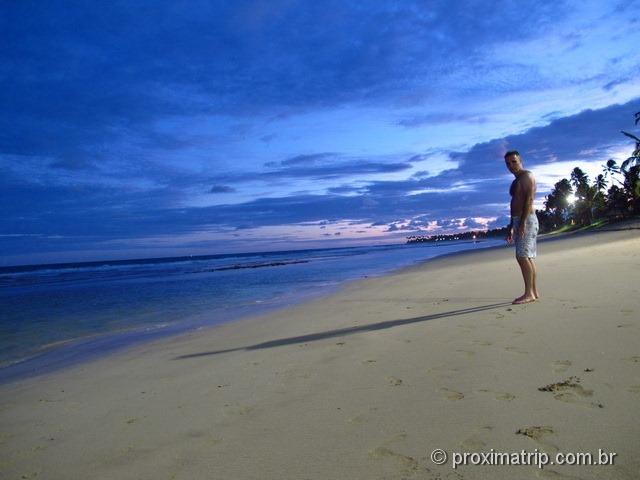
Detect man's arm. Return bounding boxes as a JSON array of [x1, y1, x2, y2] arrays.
[[517, 173, 535, 235]]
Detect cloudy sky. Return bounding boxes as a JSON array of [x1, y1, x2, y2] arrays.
[[2, 0, 639, 265]]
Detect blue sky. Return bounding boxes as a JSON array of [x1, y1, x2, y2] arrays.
[[1, 0, 639, 265]]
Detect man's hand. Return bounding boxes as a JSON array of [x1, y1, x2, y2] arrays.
[[506, 228, 513, 244], [518, 221, 526, 238]]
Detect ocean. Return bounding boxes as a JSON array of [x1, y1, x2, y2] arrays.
[[0, 238, 504, 382]]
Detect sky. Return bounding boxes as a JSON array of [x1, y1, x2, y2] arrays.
[[1, 0, 639, 266]]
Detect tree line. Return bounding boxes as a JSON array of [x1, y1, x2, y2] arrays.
[[536, 112, 640, 232]]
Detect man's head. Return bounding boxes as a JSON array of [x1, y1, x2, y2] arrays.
[[504, 150, 523, 175]]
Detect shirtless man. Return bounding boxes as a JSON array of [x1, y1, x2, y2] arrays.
[[504, 150, 539, 304]]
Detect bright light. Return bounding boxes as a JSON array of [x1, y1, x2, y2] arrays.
[[567, 194, 577, 205]]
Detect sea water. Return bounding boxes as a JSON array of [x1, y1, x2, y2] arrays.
[[0, 239, 504, 382]]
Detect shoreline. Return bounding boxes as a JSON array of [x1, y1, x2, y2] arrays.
[[0, 238, 503, 385], [2, 222, 636, 385], [1, 227, 638, 479]]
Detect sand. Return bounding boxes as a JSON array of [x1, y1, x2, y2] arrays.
[[1, 228, 639, 479]]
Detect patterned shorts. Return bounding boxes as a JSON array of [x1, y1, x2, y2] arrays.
[[512, 214, 539, 258]]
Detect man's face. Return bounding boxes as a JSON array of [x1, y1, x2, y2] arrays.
[[505, 154, 522, 174]]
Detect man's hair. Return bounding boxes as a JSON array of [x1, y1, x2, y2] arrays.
[[504, 150, 520, 160]]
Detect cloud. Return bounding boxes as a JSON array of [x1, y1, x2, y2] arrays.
[[264, 152, 336, 168], [398, 113, 488, 127], [279, 152, 336, 166], [0, 1, 579, 163], [260, 133, 277, 143], [212, 158, 413, 184], [602, 75, 637, 91], [327, 185, 363, 194], [462, 217, 485, 229], [3, 97, 638, 250], [444, 97, 640, 183], [209, 185, 236, 193]]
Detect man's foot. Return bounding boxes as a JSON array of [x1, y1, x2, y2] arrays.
[[512, 295, 536, 305]]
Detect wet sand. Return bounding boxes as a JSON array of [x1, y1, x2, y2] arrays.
[[1, 228, 639, 479]]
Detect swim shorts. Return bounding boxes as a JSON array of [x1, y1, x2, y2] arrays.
[[512, 214, 539, 258]]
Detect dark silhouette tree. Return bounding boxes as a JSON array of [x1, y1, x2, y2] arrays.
[[569, 167, 593, 224], [619, 111, 640, 214], [592, 174, 607, 218], [544, 178, 573, 227], [602, 159, 623, 186], [570, 167, 589, 191], [606, 185, 629, 219]]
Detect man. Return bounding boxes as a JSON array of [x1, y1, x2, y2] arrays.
[[505, 150, 539, 304]]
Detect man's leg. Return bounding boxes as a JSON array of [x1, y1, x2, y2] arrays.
[[514, 256, 536, 304], [529, 258, 539, 299]]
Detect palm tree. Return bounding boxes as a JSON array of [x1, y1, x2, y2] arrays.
[[595, 174, 606, 193], [592, 174, 607, 218], [620, 130, 640, 172], [570, 167, 589, 191], [569, 167, 593, 225], [606, 185, 629, 219], [544, 178, 573, 227], [619, 111, 640, 213], [602, 159, 623, 186]]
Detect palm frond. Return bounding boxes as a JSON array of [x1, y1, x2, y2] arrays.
[[621, 157, 638, 172], [621, 130, 640, 143]]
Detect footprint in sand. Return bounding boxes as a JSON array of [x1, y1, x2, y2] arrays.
[[504, 346, 528, 354], [551, 360, 572, 373], [457, 325, 476, 332], [440, 387, 464, 400], [370, 435, 467, 478], [368, 447, 421, 475], [224, 404, 254, 416], [472, 340, 493, 346], [626, 355, 640, 363], [628, 385, 640, 393], [426, 366, 459, 382], [538, 377, 603, 409], [516, 425, 558, 452], [476, 389, 516, 401], [386, 376, 403, 386], [616, 323, 634, 328], [460, 436, 486, 450], [347, 414, 368, 425], [185, 429, 206, 438], [456, 349, 476, 357], [368, 432, 428, 477], [460, 425, 494, 450]]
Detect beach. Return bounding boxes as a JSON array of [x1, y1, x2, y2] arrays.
[[1, 228, 639, 479]]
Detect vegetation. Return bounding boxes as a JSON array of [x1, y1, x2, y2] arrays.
[[536, 112, 640, 233], [406, 227, 509, 244]]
